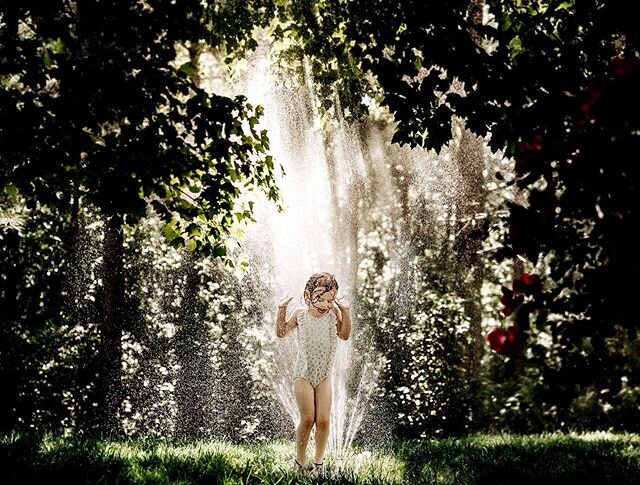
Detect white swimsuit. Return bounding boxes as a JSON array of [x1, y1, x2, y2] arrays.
[[293, 310, 338, 388]]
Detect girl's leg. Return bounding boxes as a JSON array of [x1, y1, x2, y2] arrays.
[[293, 377, 315, 465], [313, 377, 332, 464]]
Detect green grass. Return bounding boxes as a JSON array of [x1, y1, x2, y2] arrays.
[[1, 431, 639, 484]]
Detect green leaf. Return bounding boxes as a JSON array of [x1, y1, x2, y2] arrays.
[[43, 49, 52, 68], [5, 184, 18, 199], [169, 236, 185, 248], [164, 219, 180, 240], [213, 244, 227, 257], [556, 1, 573, 10], [51, 38, 68, 54], [508, 36, 524, 59]]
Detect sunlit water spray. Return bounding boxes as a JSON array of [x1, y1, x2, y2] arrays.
[[229, 35, 485, 451], [231, 44, 385, 456]]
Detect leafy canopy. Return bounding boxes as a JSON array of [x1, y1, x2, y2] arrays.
[[0, 0, 282, 260]]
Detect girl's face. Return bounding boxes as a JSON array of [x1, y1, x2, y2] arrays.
[[306, 286, 336, 316]]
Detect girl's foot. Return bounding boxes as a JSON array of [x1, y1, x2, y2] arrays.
[[310, 462, 324, 478], [292, 458, 307, 475]]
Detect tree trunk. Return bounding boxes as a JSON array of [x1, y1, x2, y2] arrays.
[[96, 214, 125, 437], [174, 253, 213, 438], [451, 127, 487, 433]]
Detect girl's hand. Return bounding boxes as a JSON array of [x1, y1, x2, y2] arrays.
[[334, 297, 350, 311], [278, 295, 293, 308]]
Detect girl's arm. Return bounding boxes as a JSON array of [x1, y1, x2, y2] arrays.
[[276, 304, 301, 338], [333, 300, 351, 340]]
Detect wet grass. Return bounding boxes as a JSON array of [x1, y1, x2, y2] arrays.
[[1, 431, 639, 484]]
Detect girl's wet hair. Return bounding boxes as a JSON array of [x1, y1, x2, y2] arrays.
[[304, 272, 339, 306]]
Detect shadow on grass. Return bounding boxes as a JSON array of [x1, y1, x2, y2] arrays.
[[395, 432, 640, 485], [1, 434, 248, 484], [1, 432, 639, 484]]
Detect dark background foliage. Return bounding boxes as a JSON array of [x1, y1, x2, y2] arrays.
[[1, 0, 639, 439]]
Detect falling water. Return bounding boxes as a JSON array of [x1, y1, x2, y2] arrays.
[[231, 42, 384, 455], [220, 31, 487, 452]]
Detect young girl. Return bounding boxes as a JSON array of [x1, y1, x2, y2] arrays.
[[276, 272, 351, 477]]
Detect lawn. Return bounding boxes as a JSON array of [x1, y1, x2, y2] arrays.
[[1, 431, 638, 484]]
